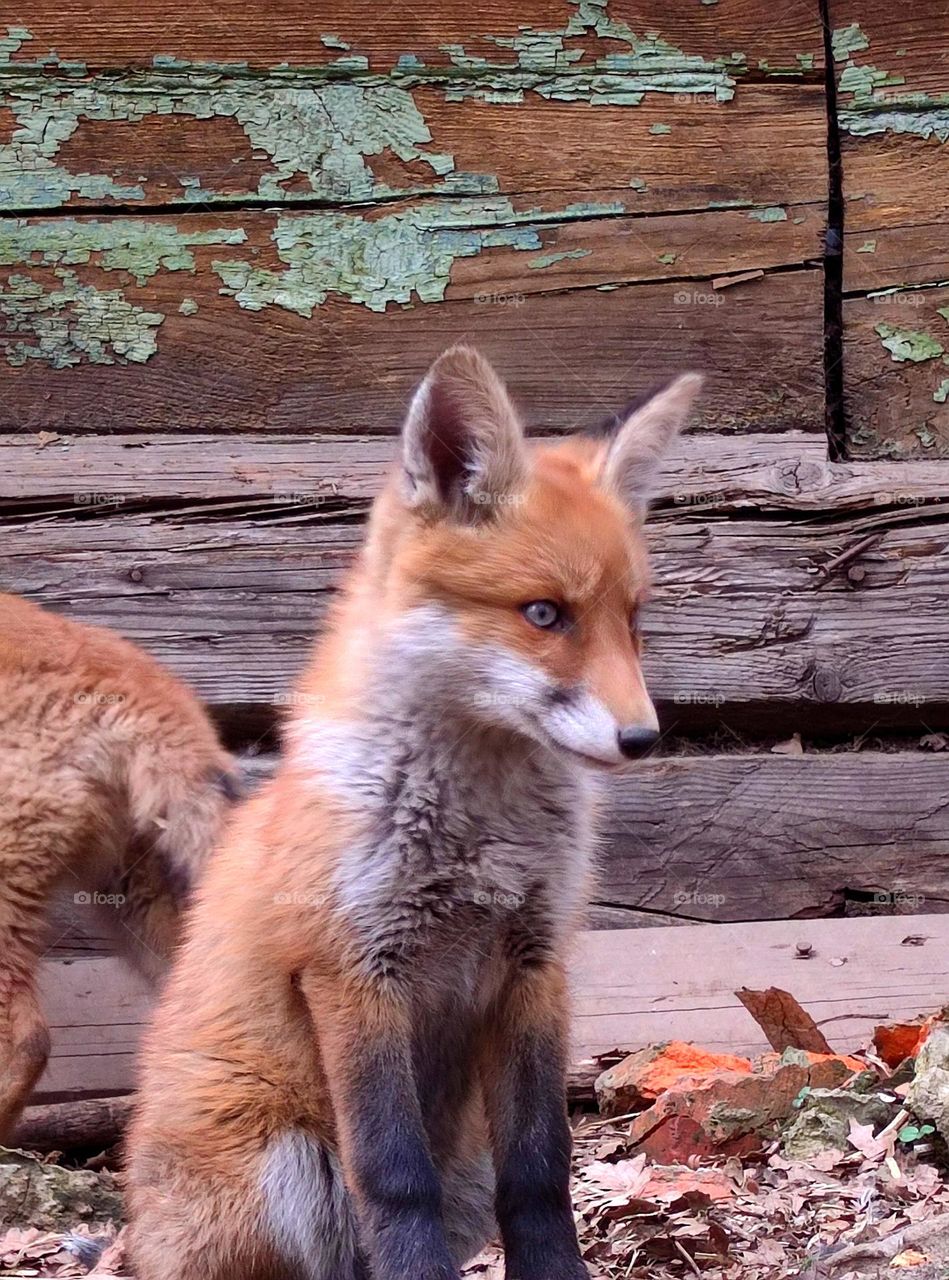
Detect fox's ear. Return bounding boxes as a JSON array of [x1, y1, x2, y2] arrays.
[[402, 345, 527, 520], [600, 373, 703, 519]]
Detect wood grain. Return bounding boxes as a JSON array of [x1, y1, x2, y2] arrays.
[[829, 1, 949, 457], [0, 229, 824, 435], [34, 955, 154, 1103], [1, 78, 829, 216], [34, 915, 949, 1102], [600, 754, 949, 923], [6, 430, 949, 513], [843, 285, 949, 459], [842, 141, 949, 292], [16, 0, 825, 73]]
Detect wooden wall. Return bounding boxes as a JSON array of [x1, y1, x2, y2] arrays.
[[2, 0, 949, 944]]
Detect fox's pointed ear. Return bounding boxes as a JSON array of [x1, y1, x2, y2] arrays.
[[402, 346, 528, 520], [600, 373, 703, 519]]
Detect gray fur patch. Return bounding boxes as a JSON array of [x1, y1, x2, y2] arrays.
[[260, 1129, 360, 1280]]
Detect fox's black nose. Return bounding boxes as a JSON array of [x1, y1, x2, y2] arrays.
[[617, 726, 660, 759]]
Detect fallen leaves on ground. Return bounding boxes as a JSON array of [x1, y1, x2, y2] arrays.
[[569, 1112, 949, 1280]]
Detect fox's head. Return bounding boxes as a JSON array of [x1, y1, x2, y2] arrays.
[[347, 346, 701, 770]]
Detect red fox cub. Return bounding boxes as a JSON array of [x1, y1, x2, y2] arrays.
[[0, 593, 238, 1138], [127, 348, 701, 1280]]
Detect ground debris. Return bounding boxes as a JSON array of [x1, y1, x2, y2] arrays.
[[6, 1015, 949, 1280]]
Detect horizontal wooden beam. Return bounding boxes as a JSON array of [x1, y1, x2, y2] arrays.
[[5, 430, 949, 513], [235, 751, 949, 925], [6, 503, 948, 731], [598, 753, 949, 922], [35, 914, 949, 1103], [15, 1, 825, 74], [0, 232, 824, 437]]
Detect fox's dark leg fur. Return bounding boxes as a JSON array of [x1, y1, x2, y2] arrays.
[[301, 972, 462, 1280], [482, 958, 586, 1280]]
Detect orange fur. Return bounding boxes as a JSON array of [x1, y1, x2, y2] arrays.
[[0, 593, 235, 1138]]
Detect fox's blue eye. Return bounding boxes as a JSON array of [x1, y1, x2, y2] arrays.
[[522, 600, 564, 630]]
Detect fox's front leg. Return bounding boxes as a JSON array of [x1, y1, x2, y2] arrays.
[[302, 969, 460, 1280], [483, 959, 587, 1280]]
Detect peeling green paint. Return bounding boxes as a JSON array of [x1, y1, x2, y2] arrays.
[[3, 200, 637, 362], [1, 270, 163, 367], [874, 322, 946, 364], [649, 123, 672, 134], [0, 61, 466, 209], [0, 5, 750, 213], [938, 307, 949, 325], [435, 1, 740, 105], [933, 378, 949, 403], [0, 25, 30, 60], [0, 219, 250, 367], [840, 100, 949, 142], [756, 59, 809, 77], [748, 206, 787, 222], [833, 23, 949, 142], [0, 219, 248, 281], [831, 24, 869, 63], [212, 199, 543, 314], [657, 252, 677, 264], [627, 177, 648, 191], [528, 248, 591, 269], [838, 63, 905, 98], [856, 240, 877, 253], [915, 425, 937, 448]]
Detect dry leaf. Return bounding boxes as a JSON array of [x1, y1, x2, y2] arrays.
[[892, 1248, 929, 1267]]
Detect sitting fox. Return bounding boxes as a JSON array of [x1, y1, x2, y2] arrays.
[[0, 593, 237, 1138], [127, 347, 701, 1280]]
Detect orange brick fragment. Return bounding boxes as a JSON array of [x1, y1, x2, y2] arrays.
[[873, 1019, 935, 1069], [595, 1041, 752, 1116]]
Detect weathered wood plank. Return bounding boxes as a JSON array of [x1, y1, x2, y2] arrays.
[[0, 222, 824, 434], [0, 62, 826, 215], [5, 430, 949, 514], [4, 509, 948, 731], [841, 143, 949, 292], [34, 915, 949, 1101], [831, 0, 949, 263], [571, 915, 949, 1061], [599, 754, 949, 923], [843, 286, 949, 459], [14, 0, 825, 74], [829, 2, 949, 457], [236, 750, 949, 924], [34, 955, 153, 1103]]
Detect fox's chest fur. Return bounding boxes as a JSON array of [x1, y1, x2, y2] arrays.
[[294, 706, 597, 1003]]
